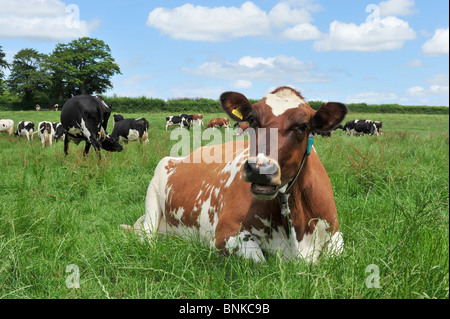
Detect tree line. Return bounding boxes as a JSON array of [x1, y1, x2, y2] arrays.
[[0, 38, 448, 114], [0, 37, 121, 109]]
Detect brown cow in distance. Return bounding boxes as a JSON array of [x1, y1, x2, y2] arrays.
[[205, 117, 229, 129]]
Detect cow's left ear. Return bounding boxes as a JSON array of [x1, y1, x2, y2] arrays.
[[220, 91, 253, 122], [310, 102, 348, 132]]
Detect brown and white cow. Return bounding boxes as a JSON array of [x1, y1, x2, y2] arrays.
[[205, 117, 229, 129], [191, 114, 204, 126], [123, 87, 347, 262]]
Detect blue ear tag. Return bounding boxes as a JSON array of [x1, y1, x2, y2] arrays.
[[307, 134, 314, 155]]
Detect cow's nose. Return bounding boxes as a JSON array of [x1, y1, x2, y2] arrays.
[[243, 153, 281, 186]]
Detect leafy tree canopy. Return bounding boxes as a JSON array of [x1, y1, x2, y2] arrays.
[[7, 48, 51, 101], [49, 37, 121, 98]]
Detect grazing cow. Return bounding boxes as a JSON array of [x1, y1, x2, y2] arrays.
[[233, 121, 249, 136], [15, 121, 35, 141], [205, 117, 229, 129], [179, 114, 194, 126], [374, 121, 383, 135], [0, 119, 14, 135], [192, 114, 204, 126], [111, 115, 150, 144], [52, 122, 65, 142], [343, 119, 382, 136], [122, 86, 347, 263], [37, 121, 55, 147], [179, 113, 203, 126], [60, 95, 123, 157], [166, 116, 191, 130], [313, 124, 344, 137]]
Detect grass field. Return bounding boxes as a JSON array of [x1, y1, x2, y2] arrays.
[[0, 110, 448, 299]]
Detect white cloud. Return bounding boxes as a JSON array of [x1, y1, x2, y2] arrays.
[[281, 23, 321, 41], [379, 0, 416, 17], [147, 2, 270, 42], [406, 86, 426, 97], [421, 27, 449, 56], [346, 91, 398, 104], [268, 2, 313, 28], [0, 0, 98, 41], [314, 16, 416, 51], [400, 58, 425, 68], [147, 1, 319, 42], [407, 73, 449, 98], [183, 55, 331, 84], [231, 80, 253, 89]]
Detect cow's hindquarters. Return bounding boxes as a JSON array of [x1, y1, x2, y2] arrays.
[[122, 157, 174, 240]]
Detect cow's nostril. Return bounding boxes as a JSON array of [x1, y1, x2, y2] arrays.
[[243, 157, 281, 186]]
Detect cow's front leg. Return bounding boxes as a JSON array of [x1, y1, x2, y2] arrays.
[[83, 142, 92, 156], [215, 222, 266, 262]]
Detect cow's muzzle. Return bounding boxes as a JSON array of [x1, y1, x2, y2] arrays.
[[243, 153, 281, 200]]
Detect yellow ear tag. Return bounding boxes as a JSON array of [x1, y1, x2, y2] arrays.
[[232, 108, 243, 120]]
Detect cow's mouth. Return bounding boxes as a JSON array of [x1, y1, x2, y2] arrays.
[[251, 183, 279, 200]]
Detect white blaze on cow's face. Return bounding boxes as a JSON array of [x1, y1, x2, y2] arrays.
[[264, 87, 308, 116]]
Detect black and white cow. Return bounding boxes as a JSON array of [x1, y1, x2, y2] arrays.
[[15, 121, 35, 141], [60, 95, 123, 157], [344, 120, 382, 136], [111, 115, 149, 144], [52, 122, 65, 142], [37, 121, 55, 147], [166, 116, 191, 130], [313, 124, 344, 137], [178, 114, 194, 126]]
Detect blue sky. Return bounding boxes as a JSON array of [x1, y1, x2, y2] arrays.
[[1, 0, 448, 106]]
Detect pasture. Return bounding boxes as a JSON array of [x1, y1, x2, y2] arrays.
[[0, 109, 448, 299]]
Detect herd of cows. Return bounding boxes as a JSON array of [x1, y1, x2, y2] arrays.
[[0, 95, 383, 153], [1, 88, 384, 263]]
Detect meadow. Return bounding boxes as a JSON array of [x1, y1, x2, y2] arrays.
[[0, 109, 448, 300]]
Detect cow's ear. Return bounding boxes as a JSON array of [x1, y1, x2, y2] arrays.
[[310, 102, 348, 132], [220, 91, 253, 122]]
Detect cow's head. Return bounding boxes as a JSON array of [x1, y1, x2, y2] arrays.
[[100, 134, 124, 152], [221, 86, 347, 200]]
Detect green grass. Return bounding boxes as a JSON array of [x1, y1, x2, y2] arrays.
[[0, 110, 448, 299]]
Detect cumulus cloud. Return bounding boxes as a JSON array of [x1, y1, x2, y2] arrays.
[[0, 0, 98, 41], [281, 23, 321, 41], [231, 80, 253, 89], [421, 27, 449, 56], [183, 55, 331, 84], [407, 73, 449, 98], [147, 1, 320, 42], [313, 16, 416, 51], [379, 0, 416, 17]]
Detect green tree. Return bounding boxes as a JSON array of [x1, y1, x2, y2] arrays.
[[0, 46, 10, 94], [49, 37, 121, 98], [7, 48, 51, 101]]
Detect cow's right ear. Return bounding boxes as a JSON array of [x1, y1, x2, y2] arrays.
[[220, 91, 253, 122]]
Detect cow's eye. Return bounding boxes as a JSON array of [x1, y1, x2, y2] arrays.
[[291, 123, 308, 133], [246, 114, 258, 127]]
